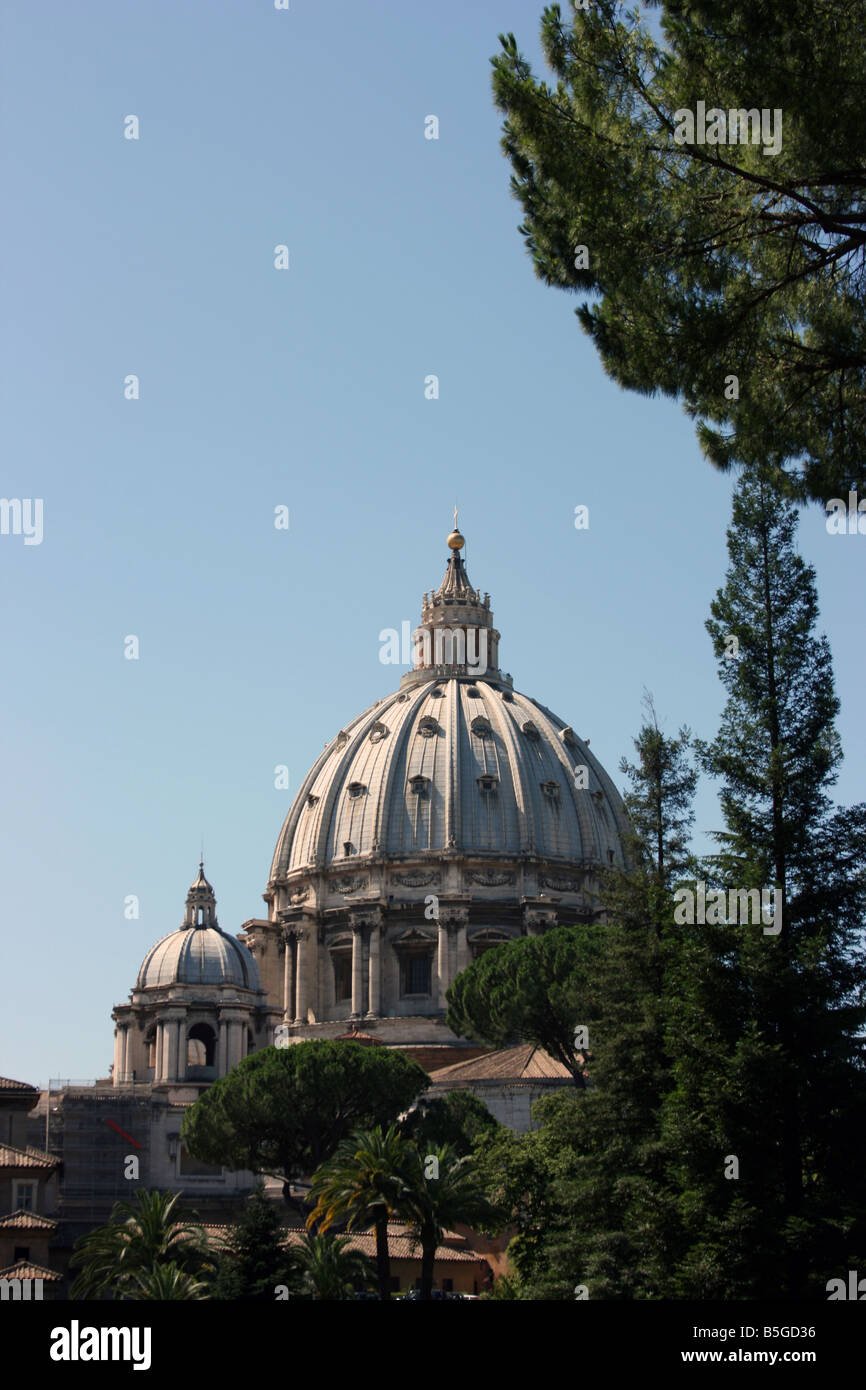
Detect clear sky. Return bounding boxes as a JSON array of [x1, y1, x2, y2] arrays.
[[1, 0, 862, 1086]]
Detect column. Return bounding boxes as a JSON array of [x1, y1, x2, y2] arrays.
[[282, 931, 294, 1022], [217, 1019, 228, 1075], [366, 924, 381, 1018], [166, 1018, 180, 1082], [456, 919, 471, 975], [351, 924, 364, 1019], [153, 1022, 163, 1082], [437, 921, 449, 1010], [294, 930, 308, 1023]]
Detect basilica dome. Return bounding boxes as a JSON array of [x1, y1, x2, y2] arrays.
[[270, 676, 626, 875], [240, 525, 630, 1061]]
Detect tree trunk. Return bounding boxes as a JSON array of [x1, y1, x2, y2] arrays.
[[420, 1222, 436, 1300], [375, 1214, 390, 1301]]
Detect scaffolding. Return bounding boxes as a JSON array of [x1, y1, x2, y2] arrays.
[[47, 1082, 153, 1248]]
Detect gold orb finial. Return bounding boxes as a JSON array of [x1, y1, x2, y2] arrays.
[[447, 503, 465, 551]]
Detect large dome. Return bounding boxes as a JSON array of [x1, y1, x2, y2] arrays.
[[240, 523, 630, 1060], [270, 679, 627, 876]]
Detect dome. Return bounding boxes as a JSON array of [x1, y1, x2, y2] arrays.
[[135, 862, 263, 990], [270, 679, 628, 876], [136, 926, 262, 990], [270, 526, 629, 879]]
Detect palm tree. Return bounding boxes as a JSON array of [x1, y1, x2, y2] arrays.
[[307, 1125, 412, 1301], [127, 1263, 211, 1300], [70, 1189, 212, 1300], [290, 1230, 376, 1300], [404, 1143, 496, 1300]]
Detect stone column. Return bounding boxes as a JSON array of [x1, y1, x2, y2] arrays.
[[282, 930, 294, 1022], [351, 923, 365, 1019], [454, 910, 471, 975], [166, 1017, 181, 1082], [437, 921, 449, 1010], [294, 929, 309, 1023], [366, 923, 381, 1019], [113, 1026, 124, 1085], [154, 1021, 165, 1082], [217, 1018, 229, 1075]]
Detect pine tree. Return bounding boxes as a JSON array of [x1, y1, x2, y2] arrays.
[[663, 470, 866, 1297], [478, 709, 698, 1297]]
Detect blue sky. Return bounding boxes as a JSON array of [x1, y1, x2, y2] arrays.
[[1, 0, 862, 1086]]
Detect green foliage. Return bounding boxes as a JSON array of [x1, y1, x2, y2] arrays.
[[209, 1186, 300, 1301], [445, 925, 607, 1083], [401, 1089, 499, 1157], [290, 1230, 377, 1301], [491, 2, 866, 502], [307, 1124, 412, 1301], [663, 470, 866, 1296], [69, 1189, 212, 1301], [181, 1040, 429, 1191], [126, 1264, 211, 1300], [401, 1141, 498, 1299]]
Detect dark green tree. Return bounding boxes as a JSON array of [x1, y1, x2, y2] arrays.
[[209, 1186, 300, 1301], [663, 470, 866, 1297], [445, 925, 606, 1086], [181, 1040, 429, 1209], [490, 1, 866, 503], [401, 1090, 499, 1157]]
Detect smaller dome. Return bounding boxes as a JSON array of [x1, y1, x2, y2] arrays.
[[137, 926, 262, 990]]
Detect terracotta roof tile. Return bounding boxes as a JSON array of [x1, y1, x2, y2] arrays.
[[0, 1142, 59, 1170], [0, 1209, 57, 1231], [0, 1260, 62, 1282], [428, 1042, 573, 1083]]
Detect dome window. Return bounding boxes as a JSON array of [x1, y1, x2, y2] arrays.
[[560, 726, 578, 748], [522, 721, 540, 740], [471, 716, 492, 739], [418, 716, 440, 738], [306, 793, 320, 807], [430, 687, 444, 698], [541, 780, 560, 799], [465, 686, 480, 698], [369, 720, 389, 743], [477, 774, 499, 794], [500, 690, 514, 703], [409, 775, 431, 796], [343, 841, 356, 856], [347, 782, 366, 799]]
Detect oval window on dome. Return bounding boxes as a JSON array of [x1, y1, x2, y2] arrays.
[[369, 720, 388, 743], [471, 716, 492, 739], [465, 686, 480, 698], [522, 721, 540, 740], [418, 716, 440, 738]]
